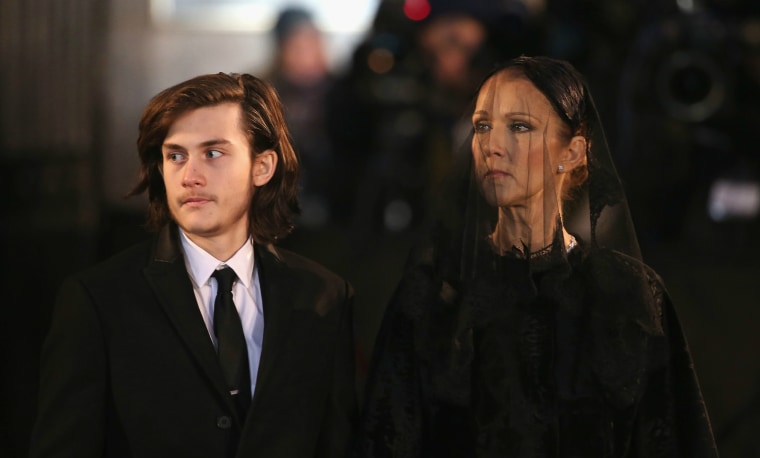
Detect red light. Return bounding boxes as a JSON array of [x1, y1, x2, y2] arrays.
[[403, 0, 431, 21]]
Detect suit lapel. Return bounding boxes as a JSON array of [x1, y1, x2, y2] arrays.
[[249, 244, 295, 411], [142, 226, 238, 415]]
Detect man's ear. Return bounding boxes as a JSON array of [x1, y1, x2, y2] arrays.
[[252, 149, 277, 186], [559, 135, 587, 171]]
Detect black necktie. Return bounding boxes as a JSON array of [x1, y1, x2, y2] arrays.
[[212, 267, 251, 417]]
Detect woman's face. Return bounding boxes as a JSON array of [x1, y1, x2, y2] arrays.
[[471, 71, 569, 208]]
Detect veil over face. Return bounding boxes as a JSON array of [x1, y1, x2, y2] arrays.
[[355, 56, 719, 458], [432, 56, 642, 280], [471, 69, 585, 257]]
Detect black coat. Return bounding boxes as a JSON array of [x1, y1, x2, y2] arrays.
[[354, 242, 718, 457], [30, 225, 357, 458]]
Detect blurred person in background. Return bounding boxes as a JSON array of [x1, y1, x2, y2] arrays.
[[326, 0, 533, 242], [264, 6, 339, 229]]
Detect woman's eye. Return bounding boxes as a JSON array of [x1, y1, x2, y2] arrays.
[[510, 122, 530, 132], [474, 121, 491, 133], [206, 149, 222, 159]]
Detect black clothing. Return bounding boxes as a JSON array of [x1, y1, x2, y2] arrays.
[[353, 56, 718, 458], [30, 225, 357, 457], [355, 239, 718, 457]]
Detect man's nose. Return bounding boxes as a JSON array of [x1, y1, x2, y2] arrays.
[[181, 156, 205, 187]]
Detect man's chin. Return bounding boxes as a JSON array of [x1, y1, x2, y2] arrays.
[[176, 219, 219, 238]]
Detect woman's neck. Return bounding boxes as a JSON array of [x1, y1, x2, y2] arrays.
[[491, 205, 574, 255]]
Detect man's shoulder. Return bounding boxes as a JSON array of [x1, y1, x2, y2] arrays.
[[76, 236, 156, 281], [261, 244, 351, 290], [258, 244, 355, 309], [52, 236, 158, 302]]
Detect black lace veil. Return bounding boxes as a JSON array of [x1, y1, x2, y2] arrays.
[[424, 55, 642, 281], [356, 56, 719, 457]]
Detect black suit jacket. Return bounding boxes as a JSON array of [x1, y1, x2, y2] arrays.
[[29, 225, 357, 458]]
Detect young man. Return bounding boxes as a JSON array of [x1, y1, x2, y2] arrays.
[[30, 73, 357, 457]]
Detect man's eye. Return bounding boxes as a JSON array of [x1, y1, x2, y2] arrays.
[[168, 152, 184, 162], [206, 150, 222, 159]]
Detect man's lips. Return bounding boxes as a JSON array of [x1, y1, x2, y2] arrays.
[[181, 196, 213, 206]]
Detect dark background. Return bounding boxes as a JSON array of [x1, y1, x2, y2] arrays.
[[3, 0, 760, 456]]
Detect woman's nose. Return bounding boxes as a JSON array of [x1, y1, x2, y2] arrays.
[[485, 131, 506, 158]]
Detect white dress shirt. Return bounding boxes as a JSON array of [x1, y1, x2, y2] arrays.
[[179, 230, 264, 399]]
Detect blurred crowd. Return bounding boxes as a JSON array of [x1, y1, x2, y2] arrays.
[[265, 0, 760, 259], [264, 1, 760, 454]]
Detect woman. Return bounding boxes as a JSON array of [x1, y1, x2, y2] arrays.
[[353, 56, 718, 457]]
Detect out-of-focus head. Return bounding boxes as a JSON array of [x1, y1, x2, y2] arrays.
[[273, 7, 314, 44], [273, 7, 329, 85], [418, 11, 486, 90], [418, 0, 490, 90], [130, 72, 299, 243]]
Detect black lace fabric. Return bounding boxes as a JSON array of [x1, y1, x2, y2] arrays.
[[353, 56, 718, 457]]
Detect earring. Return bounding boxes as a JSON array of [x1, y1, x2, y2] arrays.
[[557, 164, 565, 173]]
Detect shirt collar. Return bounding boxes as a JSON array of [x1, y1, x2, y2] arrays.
[[178, 229, 255, 289]]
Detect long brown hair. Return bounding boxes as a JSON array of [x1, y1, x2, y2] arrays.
[[127, 72, 300, 244]]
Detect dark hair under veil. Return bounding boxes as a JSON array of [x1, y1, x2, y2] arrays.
[[353, 56, 718, 457]]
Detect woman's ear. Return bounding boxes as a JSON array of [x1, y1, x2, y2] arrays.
[[558, 135, 587, 171], [252, 149, 277, 186]]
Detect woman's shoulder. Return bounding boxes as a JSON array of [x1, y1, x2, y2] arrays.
[[585, 243, 661, 281], [577, 246, 666, 292], [574, 247, 668, 336]]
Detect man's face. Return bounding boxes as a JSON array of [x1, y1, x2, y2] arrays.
[[161, 102, 255, 245]]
